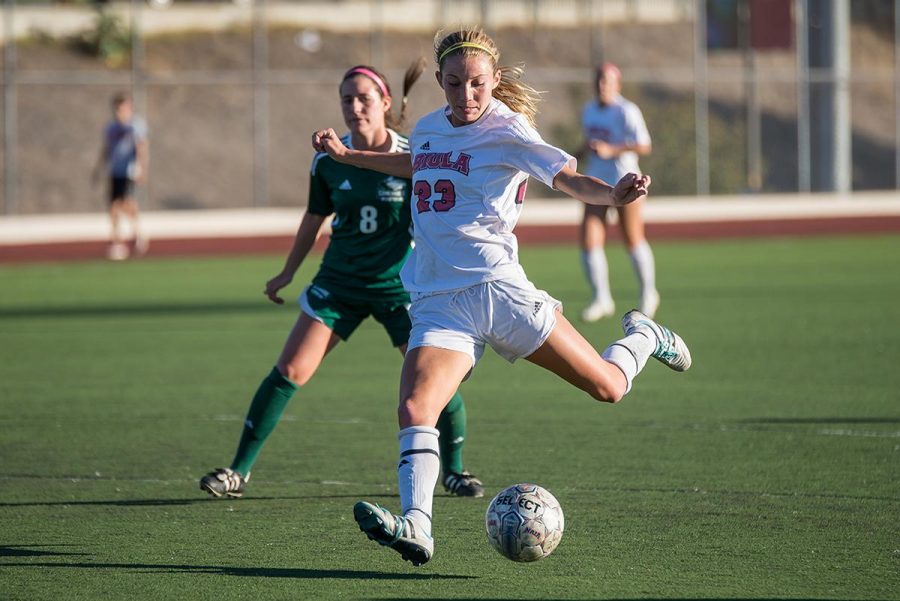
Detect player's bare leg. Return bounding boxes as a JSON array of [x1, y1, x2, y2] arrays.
[[276, 314, 341, 385], [580, 204, 615, 321], [354, 347, 472, 566], [122, 198, 148, 256], [527, 308, 689, 400], [107, 201, 129, 260], [619, 199, 659, 317], [397, 345, 483, 498], [525, 310, 628, 402], [201, 315, 339, 498]]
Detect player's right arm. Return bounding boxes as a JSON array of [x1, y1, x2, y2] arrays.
[[265, 211, 327, 305], [92, 130, 109, 184], [553, 163, 650, 207], [311, 128, 412, 178]]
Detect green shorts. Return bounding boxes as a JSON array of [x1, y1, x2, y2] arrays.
[[299, 282, 412, 347]]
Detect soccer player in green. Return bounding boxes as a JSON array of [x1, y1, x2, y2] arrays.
[[200, 62, 483, 499]]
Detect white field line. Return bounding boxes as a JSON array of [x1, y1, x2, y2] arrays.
[[817, 428, 900, 438]]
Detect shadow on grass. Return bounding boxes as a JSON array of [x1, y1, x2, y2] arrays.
[[0, 545, 89, 558], [0, 493, 398, 508], [0, 560, 473, 580], [0, 300, 275, 320]]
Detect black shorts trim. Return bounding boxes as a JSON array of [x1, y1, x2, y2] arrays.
[[110, 177, 135, 202]]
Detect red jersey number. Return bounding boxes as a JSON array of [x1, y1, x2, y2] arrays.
[[515, 179, 527, 204], [413, 179, 457, 213], [414, 180, 432, 214]]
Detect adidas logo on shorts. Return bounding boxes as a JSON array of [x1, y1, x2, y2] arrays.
[[532, 301, 543, 316]]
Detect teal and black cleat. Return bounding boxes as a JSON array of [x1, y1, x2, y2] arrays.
[[353, 501, 434, 566], [622, 309, 692, 372], [199, 467, 248, 498]]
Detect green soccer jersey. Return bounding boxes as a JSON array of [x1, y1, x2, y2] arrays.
[[307, 130, 412, 298]]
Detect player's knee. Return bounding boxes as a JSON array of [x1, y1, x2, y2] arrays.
[[277, 360, 314, 387], [397, 397, 436, 429], [588, 379, 625, 404]]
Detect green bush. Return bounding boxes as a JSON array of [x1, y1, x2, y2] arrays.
[[75, 5, 132, 67]]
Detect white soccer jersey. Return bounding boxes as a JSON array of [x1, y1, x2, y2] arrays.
[[402, 99, 575, 293], [581, 96, 650, 184]]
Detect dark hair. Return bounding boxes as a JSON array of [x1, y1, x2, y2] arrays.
[[111, 92, 131, 108], [340, 59, 426, 131]]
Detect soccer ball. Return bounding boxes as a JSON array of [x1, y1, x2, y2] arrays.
[[485, 483, 564, 562]]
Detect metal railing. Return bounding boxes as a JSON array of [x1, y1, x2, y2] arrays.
[[1, 0, 897, 215]]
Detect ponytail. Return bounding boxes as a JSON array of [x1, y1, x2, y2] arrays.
[[340, 58, 427, 132], [397, 57, 427, 129]]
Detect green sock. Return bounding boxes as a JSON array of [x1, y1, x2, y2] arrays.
[[230, 366, 298, 477], [436, 391, 467, 476]]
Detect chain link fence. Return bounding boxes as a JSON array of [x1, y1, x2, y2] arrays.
[[1, 0, 897, 214]]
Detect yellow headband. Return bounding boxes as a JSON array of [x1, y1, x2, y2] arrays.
[[438, 41, 497, 64]]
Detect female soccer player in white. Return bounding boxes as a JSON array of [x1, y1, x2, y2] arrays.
[[312, 28, 691, 566], [579, 63, 659, 322], [199, 62, 484, 501]]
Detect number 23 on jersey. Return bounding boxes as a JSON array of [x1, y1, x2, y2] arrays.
[[414, 179, 456, 214], [414, 178, 527, 214]]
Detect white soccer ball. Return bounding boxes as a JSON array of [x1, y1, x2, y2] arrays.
[[485, 483, 565, 562]]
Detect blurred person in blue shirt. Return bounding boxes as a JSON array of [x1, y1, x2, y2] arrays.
[[93, 92, 149, 260]]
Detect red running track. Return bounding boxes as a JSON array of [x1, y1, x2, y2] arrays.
[[2, 215, 900, 264]]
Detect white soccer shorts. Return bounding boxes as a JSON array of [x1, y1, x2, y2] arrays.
[[407, 274, 562, 369]]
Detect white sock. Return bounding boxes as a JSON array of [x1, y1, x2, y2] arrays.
[[629, 240, 657, 299], [601, 332, 655, 394], [397, 425, 440, 537], [582, 248, 613, 304]]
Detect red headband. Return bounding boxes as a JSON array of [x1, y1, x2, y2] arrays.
[[343, 67, 390, 99]]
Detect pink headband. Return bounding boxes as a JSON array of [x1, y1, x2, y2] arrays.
[[343, 67, 390, 99]]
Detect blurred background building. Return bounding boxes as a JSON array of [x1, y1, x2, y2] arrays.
[[0, 0, 896, 215]]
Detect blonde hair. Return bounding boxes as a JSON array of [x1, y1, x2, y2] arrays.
[[433, 27, 541, 127]]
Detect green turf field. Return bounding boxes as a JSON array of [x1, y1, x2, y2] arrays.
[[1, 235, 898, 600]]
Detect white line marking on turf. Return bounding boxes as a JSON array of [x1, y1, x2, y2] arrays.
[[817, 428, 900, 438], [712, 424, 900, 438]]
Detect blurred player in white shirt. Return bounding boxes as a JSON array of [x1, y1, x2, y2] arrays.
[[579, 63, 659, 321], [312, 27, 691, 567]]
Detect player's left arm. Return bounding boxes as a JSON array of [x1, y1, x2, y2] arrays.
[[311, 128, 412, 178], [622, 105, 652, 157], [92, 131, 109, 183], [134, 138, 149, 183], [552, 163, 650, 207]]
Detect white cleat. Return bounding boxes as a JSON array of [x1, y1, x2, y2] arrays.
[[199, 467, 248, 498], [639, 289, 660, 318], [622, 309, 692, 372], [353, 501, 434, 566], [134, 236, 150, 256], [581, 298, 616, 322], [107, 243, 130, 261]]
